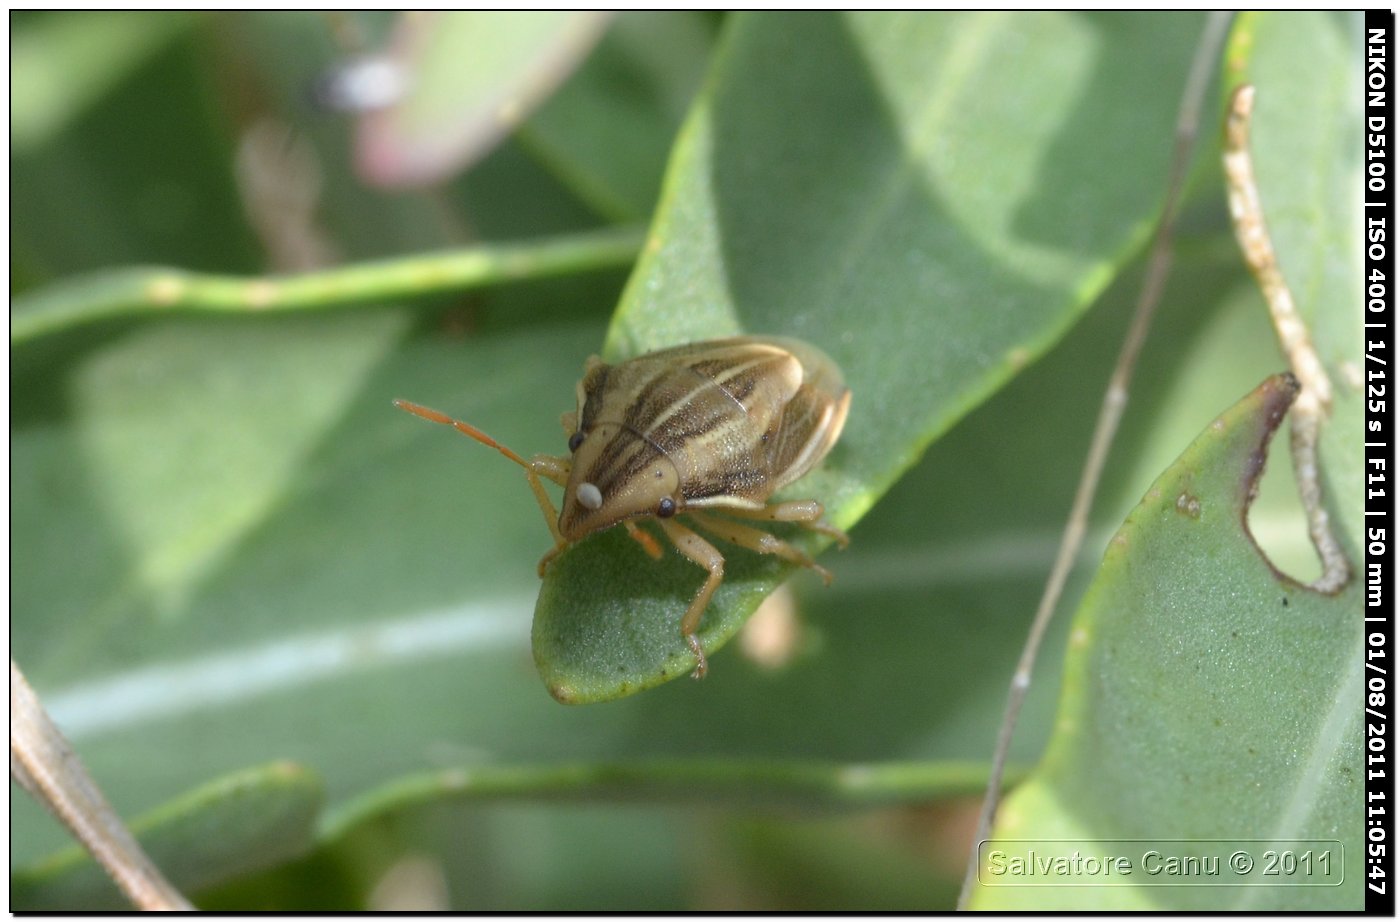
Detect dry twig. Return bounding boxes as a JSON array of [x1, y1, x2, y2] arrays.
[[956, 12, 1233, 909], [11, 660, 193, 911]]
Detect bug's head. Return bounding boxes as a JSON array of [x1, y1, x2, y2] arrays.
[[558, 422, 682, 540]]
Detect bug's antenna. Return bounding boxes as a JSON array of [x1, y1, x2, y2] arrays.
[[393, 399, 531, 469]]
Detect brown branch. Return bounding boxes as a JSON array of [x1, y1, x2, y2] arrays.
[[11, 661, 193, 911]]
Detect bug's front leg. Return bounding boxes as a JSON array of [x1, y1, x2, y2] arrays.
[[725, 499, 849, 547], [623, 520, 664, 559], [527, 454, 571, 576], [655, 517, 725, 679]]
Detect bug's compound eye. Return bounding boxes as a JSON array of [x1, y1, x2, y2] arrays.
[[576, 482, 604, 511], [657, 496, 677, 518], [568, 431, 585, 453]]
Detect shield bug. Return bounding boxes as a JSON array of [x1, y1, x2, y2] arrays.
[[394, 336, 851, 678]]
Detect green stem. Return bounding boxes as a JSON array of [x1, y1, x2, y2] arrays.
[[11, 225, 646, 345], [321, 758, 1018, 840]]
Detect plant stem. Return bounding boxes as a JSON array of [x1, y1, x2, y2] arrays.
[[956, 10, 1233, 910], [11, 225, 646, 345], [323, 758, 1014, 841]]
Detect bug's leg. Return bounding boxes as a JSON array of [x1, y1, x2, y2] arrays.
[[392, 399, 576, 576], [527, 455, 572, 576], [528, 453, 570, 486], [655, 517, 725, 679], [623, 520, 664, 560], [725, 499, 850, 547], [687, 512, 833, 586]]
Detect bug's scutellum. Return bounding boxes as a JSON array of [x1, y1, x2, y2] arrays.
[[395, 337, 850, 678]]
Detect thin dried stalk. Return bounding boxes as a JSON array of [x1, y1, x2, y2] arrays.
[[11, 660, 193, 911], [1223, 84, 1351, 594], [956, 11, 1233, 910]]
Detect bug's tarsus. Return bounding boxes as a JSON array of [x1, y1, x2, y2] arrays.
[[536, 541, 565, 577], [811, 521, 850, 548], [686, 635, 708, 680]]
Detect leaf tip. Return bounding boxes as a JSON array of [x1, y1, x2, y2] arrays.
[[546, 681, 582, 705]]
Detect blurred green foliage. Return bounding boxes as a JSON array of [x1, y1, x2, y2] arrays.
[[11, 11, 1361, 911]]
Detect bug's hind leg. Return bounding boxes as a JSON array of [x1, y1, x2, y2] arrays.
[[655, 517, 725, 679], [687, 512, 833, 586], [724, 499, 849, 547]]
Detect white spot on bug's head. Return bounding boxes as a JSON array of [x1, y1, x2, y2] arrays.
[[577, 482, 603, 510]]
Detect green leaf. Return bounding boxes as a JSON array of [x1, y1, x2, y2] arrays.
[[970, 376, 1362, 911], [13, 762, 322, 911], [521, 11, 718, 221], [11, 13, 262, 280], [534, 11, 1210, 702], [11, 11, 194, 153]]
